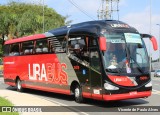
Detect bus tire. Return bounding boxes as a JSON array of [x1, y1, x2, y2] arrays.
[[74, 84, 83, 103], [16, 78, 23, 92]]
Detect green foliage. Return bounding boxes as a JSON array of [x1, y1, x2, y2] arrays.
[[0, 2, 68, 38], [0, 39, 3, 57], [0, 97, 19, 115], [0, 96, 13, 106], [0, 1, 71, 57]]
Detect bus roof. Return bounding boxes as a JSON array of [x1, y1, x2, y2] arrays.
[[48, 20, 137, 36], [4, 34, 46, 45], [4, 20, 138, 45]]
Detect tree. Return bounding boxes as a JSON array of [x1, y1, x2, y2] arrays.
[[0, 1, 71, 58], [0, 2, 68, 39]]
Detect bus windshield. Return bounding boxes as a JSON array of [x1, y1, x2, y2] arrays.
[[103, 32, 149, 74]]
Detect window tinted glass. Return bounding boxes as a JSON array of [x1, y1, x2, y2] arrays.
[[3, 45, 10, 56], [35, 39, 48, 54], [9, 43, 20, 56], [51, 37, 66, 53], [22, 41, 34, 55]]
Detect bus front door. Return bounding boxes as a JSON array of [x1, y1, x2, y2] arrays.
[[89, 47, 102, 100]]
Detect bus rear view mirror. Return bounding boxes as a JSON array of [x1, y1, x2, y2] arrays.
[[141, 34, 158, 51], [99, 37, 107, 51], [150, 36, 158, 51]]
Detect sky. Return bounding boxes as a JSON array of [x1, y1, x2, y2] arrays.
[[0, 0, 160, 60]]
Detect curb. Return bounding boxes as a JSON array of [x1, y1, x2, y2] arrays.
[[0, 89, 78, 115]]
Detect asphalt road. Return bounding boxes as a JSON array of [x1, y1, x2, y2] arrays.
[[0, 74, 160, 115]]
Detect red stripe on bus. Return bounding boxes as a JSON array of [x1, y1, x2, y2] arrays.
[[83, 91, 151, 101], [83, 92, 102, 100], [92, 94, 102, 100], [103, 91, 151, 101], [83, 92, 91, 98]]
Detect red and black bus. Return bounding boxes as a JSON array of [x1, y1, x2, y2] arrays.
[[3, 20, 157, 103]]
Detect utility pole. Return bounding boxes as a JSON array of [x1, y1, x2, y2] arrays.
[[105, 0, 110, 19], [149, 0, 152, 72], [97, 0, 119, 20], [42, 0, 45, 33]]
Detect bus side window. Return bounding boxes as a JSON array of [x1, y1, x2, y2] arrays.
[[52, 36, 66, 53], [48, 38, 55, 53], [68, 36, 90, 62], [9, 43, 20, 56], [22, 41, 34, 55], [35, 39, 48, 54], [82, 37, 89, 61], [89, 38, 100, 71]]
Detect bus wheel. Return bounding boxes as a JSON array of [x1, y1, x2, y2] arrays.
[[16, 79, 23, 92], [74, 84, 83, 103]]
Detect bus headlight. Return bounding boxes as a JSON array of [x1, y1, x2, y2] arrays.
[[145, 81, 152, 87], [104, 82, 119, 90]]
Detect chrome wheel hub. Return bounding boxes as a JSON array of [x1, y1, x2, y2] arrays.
[[75, 88, 80, 98]]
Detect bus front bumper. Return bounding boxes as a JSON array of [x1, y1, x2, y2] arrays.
[[103, 91, 151, 101]]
